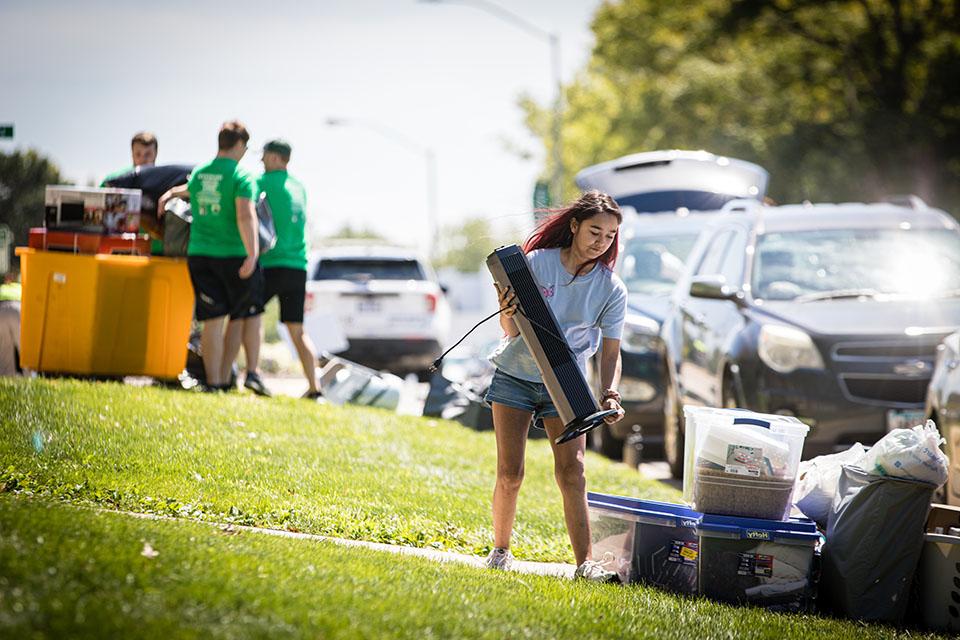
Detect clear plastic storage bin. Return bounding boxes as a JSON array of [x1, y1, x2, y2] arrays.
[[587, 492, 700, 592], [687, 409, 808, 519]]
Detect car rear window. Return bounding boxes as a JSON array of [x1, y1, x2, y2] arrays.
[[616, 191, 747, 214], [313, 259, 426, 281]]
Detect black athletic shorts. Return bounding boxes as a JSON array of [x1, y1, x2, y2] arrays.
[[187, 255, 265, 321], [262, 267, 307, 323]]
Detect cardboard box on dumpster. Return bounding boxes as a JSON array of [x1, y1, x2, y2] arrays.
[[45, 185, 142, 234]]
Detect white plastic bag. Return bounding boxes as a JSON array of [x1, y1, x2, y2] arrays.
[[794, 443, 866, 527], [860, 420, 949, 487]]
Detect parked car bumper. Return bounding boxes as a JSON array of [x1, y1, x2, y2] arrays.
[[336, 337, 441, 375], [741, 364, 928, 458]]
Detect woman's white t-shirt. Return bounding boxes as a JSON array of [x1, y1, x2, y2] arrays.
[[489, 248, 628, 383]]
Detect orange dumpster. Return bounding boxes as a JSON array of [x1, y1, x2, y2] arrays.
[[16, 247, 193, 379]]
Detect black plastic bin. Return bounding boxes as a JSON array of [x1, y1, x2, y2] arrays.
[[696, 514, 820, 612]]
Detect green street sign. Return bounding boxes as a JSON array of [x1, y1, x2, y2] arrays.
[[533, 180, 551, 209], [0, 124, 13, 139]]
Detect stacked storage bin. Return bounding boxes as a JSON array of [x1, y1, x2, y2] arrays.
[[587, 408, 820, 609], [685, 408, 819, 610], [587, 493, 700, 593]]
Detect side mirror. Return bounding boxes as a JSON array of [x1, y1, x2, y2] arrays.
[[689, 275, 741, 302], [439, 283, 449, 295]]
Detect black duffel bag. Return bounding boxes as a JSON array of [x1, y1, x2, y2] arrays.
[[104, 164, 194, 240]]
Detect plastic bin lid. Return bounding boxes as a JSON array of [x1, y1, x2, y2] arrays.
[[683, 407, 808, 434], [697, 513, 819, 542], [587, 493, 701, 528]]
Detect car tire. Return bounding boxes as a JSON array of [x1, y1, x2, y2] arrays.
[[722, 372, 739, 410], [663, 373, 684, 479]]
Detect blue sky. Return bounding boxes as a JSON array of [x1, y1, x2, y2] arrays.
[[0, 0, 601, 253]]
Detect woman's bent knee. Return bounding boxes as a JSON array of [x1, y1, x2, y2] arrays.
[[555, 462, 585, 492], [497, 466, 525, 491]]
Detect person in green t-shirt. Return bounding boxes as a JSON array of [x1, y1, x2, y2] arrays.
[[100, 131, 158, 186], [157, 121, 263, 391], [229, 139, 320, 399], [101, 131, 163, 254]]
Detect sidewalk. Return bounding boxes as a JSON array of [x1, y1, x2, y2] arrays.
[[117, 507, 576, 579]]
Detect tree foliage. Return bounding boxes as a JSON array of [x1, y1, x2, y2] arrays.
[[523, 0, 960, 211], [432, 216, 514, 272], [0, 149, 65, 253]]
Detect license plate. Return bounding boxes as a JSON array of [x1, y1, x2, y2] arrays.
[[886, 409, 926, 432], [357, 299, 381, 313]]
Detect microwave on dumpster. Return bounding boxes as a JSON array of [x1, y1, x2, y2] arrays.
[[44, 185, 142, 234]]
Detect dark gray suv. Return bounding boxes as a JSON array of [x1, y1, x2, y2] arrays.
[[660, 201, 960, 477]]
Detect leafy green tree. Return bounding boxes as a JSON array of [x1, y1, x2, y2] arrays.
[[433, 217, 514, 272], [522, 0, 960, 212], [324, 224, 386, 241], [0, 149, 65, 253]]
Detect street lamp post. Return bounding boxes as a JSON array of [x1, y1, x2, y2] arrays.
[[421, 0, 564, 206], [326, 117, 439, 259]]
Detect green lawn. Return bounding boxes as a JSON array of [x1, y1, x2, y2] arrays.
[[0, 377, 676, 562], [0, 497, 942, 640]]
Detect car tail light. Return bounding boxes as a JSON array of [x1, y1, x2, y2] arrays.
[[425, 293, 438, 313], [304, 291, 315, 313]]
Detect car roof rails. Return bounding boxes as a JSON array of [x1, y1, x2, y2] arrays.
[[881, 194, 929, 210]]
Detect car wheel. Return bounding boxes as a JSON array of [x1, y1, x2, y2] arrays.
[[663, 374, 684, 479], [722, 372, 738, 409]]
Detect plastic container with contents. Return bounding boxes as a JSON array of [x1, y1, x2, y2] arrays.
[[587, 492, 700, 592], [696, 514, 820, 611], [691, 412, 809, 519], [915, 504, 960, 632], [682, 406, 731, 504]]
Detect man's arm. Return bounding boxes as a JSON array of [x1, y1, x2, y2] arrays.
[[236, 196, 258, 279], [156, 184, 189, 219]]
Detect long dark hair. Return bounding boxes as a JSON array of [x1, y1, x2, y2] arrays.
[[523, 190, 622, 279]]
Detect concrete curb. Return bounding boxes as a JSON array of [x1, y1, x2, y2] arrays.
[[112, 508, 577, 579]]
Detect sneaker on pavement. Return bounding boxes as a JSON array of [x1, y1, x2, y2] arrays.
[[574, 559, 619, 583], [485, 547, 514, 571], [243, 372, 272, 397]]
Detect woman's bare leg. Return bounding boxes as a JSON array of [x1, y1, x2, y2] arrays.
[[542, 418, 591, 566], [491, 403, 533, 549]]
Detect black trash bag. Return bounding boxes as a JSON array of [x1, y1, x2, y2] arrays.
[[104, 164, 194, 239], [423, 371, 463, 418], [423, 371, 493, 430], [819, 464, 933, 624]]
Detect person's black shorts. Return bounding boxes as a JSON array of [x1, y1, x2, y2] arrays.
[[187, 255, 264, 321], [262, 267, 307, 323]]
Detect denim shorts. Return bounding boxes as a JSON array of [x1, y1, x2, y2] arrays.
[[484, 368, 560, 423]]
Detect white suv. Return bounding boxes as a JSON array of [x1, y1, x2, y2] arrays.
[[303, 245, 451, 379]]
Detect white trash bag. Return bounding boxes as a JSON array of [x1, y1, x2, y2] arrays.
[[794, 443, 866, 527], [860, 420, 949, 487]]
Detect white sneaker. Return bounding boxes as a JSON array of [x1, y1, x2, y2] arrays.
[[574, 558, 620, 583], [485, 547, 514, 571]]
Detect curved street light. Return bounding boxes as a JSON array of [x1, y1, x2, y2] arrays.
[[326, 117, 438, 259]]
